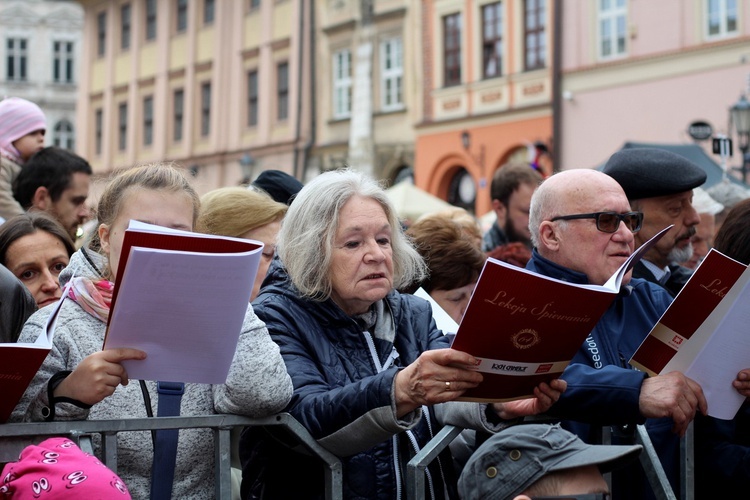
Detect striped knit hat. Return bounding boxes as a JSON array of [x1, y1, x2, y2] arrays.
[[0, 97, 46, 163]]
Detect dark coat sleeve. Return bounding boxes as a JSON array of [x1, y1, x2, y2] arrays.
[[0, 264, 37, 343], [253, 293, 445, 457], [547, 363, 648, 424]]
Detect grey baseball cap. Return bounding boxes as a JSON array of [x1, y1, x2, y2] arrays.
[[457, 424, 642, 500]]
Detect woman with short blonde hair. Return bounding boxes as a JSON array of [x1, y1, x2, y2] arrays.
[[198, 187, 287, 300]]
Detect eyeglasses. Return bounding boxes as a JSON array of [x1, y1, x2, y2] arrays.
[[532, 494, 611, 500], [549, 211, 643, 234]]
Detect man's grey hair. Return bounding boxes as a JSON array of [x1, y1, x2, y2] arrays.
[[528, 175, 567, 248], [277, 169, 428, 301]]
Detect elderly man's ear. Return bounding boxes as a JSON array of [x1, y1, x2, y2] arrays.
[[538, 221, 561, 251], [31, 186, 52, 210]]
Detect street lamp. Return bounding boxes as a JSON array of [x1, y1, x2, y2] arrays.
[[461, 130, 486, 188], [239, 153, 255, 185], [730, 94, 750, 183]]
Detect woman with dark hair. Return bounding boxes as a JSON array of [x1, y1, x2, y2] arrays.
[[0, 211, 75, 308]]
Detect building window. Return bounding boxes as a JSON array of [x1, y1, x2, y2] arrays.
[[380, 38, 403, 111], [598, 0, 627, 59], [524, 0, 546, 70], [332, 49, 351, 119], [250, 0, 260, 9], [145, 0, 157, 40], [6, 38, 27, 81], [201, 82, 211, 136], [97, 11, 106, 57], [173, 88, 184, 142], [53, 41, 74, 83], [277, 62, 289, 121], [121, 3, 132, 50], [143, 96, 154, 146], [94, 108, 103, 155], [176, 0, 188, 33], [204, 0, 215, 24], [118, 102, 128, 151], [53, 120, 75, 150], [247, 70, 258, 126], [481, 2, 502, 79], [443, 13, 462, 87], [707, 0, 737, 38]]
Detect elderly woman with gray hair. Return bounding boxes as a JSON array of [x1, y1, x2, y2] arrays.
[[239, 169, 565, 500]]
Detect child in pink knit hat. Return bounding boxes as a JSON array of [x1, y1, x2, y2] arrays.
[[0, 97, 46, 222], [0, 437, 131, 499]]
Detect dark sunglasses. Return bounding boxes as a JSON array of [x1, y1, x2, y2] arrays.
[[532, 494, 611, 500], [549, 211, 643, 234]]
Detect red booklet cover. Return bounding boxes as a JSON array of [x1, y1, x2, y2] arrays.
[[451, 259, 619, 402], [629, 249, 747, 376], [0, 287, 68, 423], [450, 226, 672, 402], [0, 346, 51, 423]]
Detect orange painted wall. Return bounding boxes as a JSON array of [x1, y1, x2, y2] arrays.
[[414, 114, 552, 215]]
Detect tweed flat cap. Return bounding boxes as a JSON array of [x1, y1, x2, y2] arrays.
[[602, 148, 707, 200]]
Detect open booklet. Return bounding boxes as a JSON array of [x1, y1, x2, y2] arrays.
[[450, 225, 672, 403], [102, 220, 263, 384], [414, 287, 459, 342], [630, 248, 750, 419], [0, 287, 69, 423]]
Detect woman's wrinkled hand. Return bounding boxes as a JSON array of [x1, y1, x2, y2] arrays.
[[492, 378, 567, 420], [394, 348, 483, 417], [54, 348, 147, 406]]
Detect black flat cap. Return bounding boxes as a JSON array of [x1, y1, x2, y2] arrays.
[[252, 169, 304, 205], [602, 148, 707, 200]]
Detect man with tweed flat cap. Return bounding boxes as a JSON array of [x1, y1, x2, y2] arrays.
[[602, 148, 706, 296]]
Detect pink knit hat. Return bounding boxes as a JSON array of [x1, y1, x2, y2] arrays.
[[0, 97, 46, 162], [0, 437, 131, 499]]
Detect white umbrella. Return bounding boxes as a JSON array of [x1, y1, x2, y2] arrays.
[[384, 182, 454, 222]]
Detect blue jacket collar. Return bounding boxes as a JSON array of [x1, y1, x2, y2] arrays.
[[526, 248, 590, 284], [526, 248, 634, 297]]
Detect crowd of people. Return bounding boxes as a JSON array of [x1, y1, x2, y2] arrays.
[[2, 93, 750, 500]]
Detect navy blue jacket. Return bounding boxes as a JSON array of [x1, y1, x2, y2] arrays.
[[527, 250, 680, 498], [239, 262, 458, 500]]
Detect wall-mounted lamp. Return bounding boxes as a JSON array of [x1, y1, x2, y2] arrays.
[[239, 153, 255, 184]]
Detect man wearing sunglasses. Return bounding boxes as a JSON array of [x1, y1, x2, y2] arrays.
[[525, 169, 707, 499], [457, 423, 642, 500], [602, 147, 706, 297]]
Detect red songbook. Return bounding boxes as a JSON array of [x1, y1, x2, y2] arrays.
[[629, 249, 746, 376], [450, 261, 614, 402], [0, 286, 68, 423], [102, 221, 263, 384], [450, 226, 671, 402]]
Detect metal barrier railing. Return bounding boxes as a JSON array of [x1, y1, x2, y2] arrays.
[[0, 413, 343, 500], [1, 415, 693, 500]]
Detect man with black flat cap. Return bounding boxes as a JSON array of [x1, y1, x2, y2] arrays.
[[602, 148, 706, 296]]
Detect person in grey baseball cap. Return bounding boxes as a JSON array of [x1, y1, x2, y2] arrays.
[[458, 423, 642, 500], [602, 147, 706, 296]]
